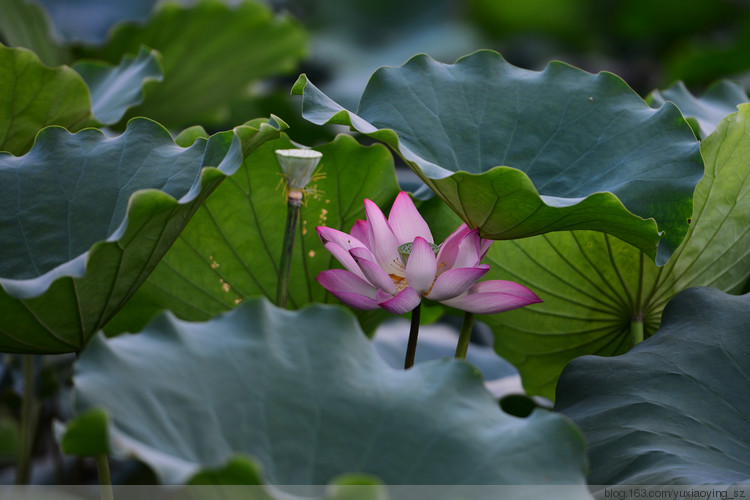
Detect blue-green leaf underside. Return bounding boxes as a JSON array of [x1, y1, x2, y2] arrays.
[[648, 80, 748, 138], [555, 287, 750, 486], [73, 46, 163, 125], [293, 49, 704, 265], [72, 298, 589, 491]]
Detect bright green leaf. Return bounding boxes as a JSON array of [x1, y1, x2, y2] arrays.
[[479, 103, 750, 399], [72, 46, 163, 125], [0, 117, 282, 354], [1, 43, 167, 156], [555, 287, 750, 486], [73, 299, 590, 490], [174, 125, 209, 147], [292, 50, 704, 265], [0, 43, 90, 155], [105, 134, 400, 335]]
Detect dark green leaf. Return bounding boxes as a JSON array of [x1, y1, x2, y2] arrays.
[[555, 287, 750, 485], [73, 299, 590, 490], [292, 50, 704, 265]]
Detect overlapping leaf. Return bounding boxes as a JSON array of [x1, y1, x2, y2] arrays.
[[92, 0, 306, 128], [0, 43, 163, 155], [555, 287, 750, 486], [292, 49, 704, 265], [477, 103, 750, 399], [69, 299, 590, 493], [648, 80, 748, 138], [72, 46, 163, 124], [0, 117, 283, 354], [105, 134, 400, 335]]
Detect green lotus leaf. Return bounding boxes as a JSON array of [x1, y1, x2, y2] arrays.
[[104, 134, 400, 335], [69, 298, 589, 492], [93, 0, 306, 128], [476, 103, 750, 400], [1, 43, 166, 156], [648, 80, 748, 138], [0, 117, 284, 354], [72, 46, 163, 125], [0, 43, 89, 155], [292, 49, 704, 265], [555, 287, 750, 486]]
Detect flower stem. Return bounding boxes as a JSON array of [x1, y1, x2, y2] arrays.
[[454, 312, 475, 359], [631, 318, 644, 346], [16, 354, 35, 484], [96, 453, 114, 500], [404, 303, 422, 369], [276, 195, 301, 309]]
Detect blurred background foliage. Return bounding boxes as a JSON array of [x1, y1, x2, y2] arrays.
[[3, 0, 750, 146]]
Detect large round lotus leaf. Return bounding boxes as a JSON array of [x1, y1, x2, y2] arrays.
[[475, 103, 750, 400], [292, 49, 704, 265], [70, 299, 588, 491], [555, 287, 750, 486], [0, 117, 282, 354]]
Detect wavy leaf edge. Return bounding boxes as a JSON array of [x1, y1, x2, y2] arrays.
[[0, 116, 281, 300], [292, 49, 702, 265]]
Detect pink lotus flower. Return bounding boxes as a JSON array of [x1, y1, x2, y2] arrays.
[[315, 192, 542, 315]]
